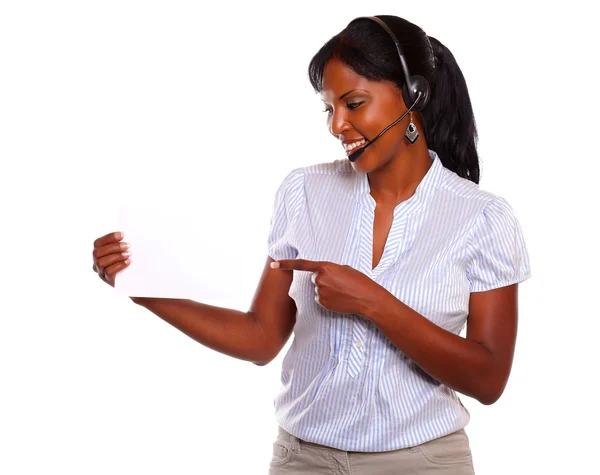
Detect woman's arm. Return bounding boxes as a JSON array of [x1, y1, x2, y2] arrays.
[[130, 296, 270, 364], [362, 283, 518, 405], [129, 256, 297, 366]]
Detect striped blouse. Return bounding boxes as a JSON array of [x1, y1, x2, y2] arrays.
[[266, 149, 531, 452]]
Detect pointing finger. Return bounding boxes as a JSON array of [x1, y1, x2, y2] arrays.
[[271, 259, 322, 272]]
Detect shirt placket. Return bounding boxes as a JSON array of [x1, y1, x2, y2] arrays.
[[346, 202, 408, 378]]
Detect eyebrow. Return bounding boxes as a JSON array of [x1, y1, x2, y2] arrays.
[[321, 88, 369, 102]]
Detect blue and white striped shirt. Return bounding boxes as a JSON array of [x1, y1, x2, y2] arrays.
[[266, 149, 531, 452]]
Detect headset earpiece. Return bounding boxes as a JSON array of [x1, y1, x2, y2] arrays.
[[402, 74, 431, 111]]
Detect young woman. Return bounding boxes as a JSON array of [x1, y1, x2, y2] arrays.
[[92, 15, 530, 475]]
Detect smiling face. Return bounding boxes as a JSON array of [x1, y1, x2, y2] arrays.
[[320, 57, 411, 173]]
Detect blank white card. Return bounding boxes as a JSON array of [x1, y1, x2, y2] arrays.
[[114, 198, 248, 307]]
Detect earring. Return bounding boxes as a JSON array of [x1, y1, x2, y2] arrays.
[[405, 111, 419, 144]]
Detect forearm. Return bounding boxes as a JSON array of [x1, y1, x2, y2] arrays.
[[361, 288, 497, 405], [129, 296, 270, 365]]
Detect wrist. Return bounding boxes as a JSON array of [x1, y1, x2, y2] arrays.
[[359, 281, 390, 321]]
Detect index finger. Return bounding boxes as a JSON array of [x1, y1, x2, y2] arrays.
[[93, 231, 124, 248], [273, 259, 322, 272]]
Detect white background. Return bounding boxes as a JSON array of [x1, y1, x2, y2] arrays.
[[1, 1, 598, 474]]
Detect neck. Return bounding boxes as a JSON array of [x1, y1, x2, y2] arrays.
[[367, 140, 433, 205]]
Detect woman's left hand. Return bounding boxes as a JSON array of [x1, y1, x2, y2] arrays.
[[270, 259, 381, 316]]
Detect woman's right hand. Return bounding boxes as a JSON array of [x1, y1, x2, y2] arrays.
[[92, 231, 131, 288]]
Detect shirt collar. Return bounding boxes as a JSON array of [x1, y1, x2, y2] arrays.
[[353, 149, 445, 214]]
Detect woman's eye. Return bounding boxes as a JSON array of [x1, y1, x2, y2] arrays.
[[323, 101, 363, 114], [347, 101, 363, 109]]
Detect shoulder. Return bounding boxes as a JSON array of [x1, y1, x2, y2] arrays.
[[303, 158, 352, 177], [272, 167, 306, 207], [439, 171, 526, 251], [437, 165, 517, 215], [440, 166, 496, 204], [279, 158, 351, 182], [303, 159, 357, 191], [274, 159, 352, 206], [280, 159, 355, 198], [278, 166, 305, 188]]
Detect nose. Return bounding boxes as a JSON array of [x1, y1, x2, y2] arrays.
[[328, 108, 351, 138]]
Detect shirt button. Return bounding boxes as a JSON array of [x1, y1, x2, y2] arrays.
[[355, 340, 362, 349]]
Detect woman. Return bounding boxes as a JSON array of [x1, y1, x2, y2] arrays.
[[92, 15, 530, 475]]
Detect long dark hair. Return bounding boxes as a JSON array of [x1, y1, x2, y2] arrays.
[[308, 15, 480, 184]]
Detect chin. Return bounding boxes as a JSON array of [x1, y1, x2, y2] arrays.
[[350, 156, 375, 174], [349, 160, 364, 173]]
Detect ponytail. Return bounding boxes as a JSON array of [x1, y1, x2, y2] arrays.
[[421, 36, 480, 183]]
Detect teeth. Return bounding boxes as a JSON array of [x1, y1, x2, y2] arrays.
[[344, 139, 366, 151]]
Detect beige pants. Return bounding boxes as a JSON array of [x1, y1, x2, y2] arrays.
[[268, 425, 476, 474]]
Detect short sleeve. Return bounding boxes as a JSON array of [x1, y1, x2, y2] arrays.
[[466, 197, 532, 292], [267, 167, 305, 261]]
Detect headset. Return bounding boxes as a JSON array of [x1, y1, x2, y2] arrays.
[[348, 16, 433, 111], [344, 16, 434, 161]]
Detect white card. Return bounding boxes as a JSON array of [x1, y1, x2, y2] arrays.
[[114, 198, 247, 307]]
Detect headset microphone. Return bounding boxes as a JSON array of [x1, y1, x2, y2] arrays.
[[347, 92, 421, 162], [346, 16, 433, 163]]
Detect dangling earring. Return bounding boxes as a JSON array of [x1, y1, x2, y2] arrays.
[[405, 111, 419, 144]]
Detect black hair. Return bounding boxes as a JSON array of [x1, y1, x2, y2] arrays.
[[308, 15, 480, 184]]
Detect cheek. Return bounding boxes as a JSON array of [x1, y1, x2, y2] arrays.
[[362, 105, 402, 140], [349, 111, 382, 139]]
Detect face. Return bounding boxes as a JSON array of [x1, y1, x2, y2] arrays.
[[320, 57, 409, 173]]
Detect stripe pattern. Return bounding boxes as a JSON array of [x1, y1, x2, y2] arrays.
[[266, 149, 531, 452]]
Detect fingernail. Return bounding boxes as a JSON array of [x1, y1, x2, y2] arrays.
[[270, 262, 280, 269]]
